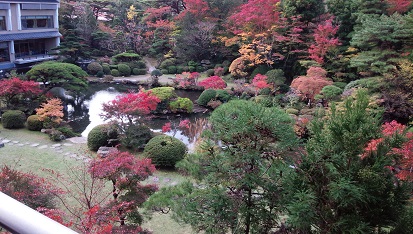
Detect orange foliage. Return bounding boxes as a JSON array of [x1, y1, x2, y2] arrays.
[[36, 98, 64, 125]]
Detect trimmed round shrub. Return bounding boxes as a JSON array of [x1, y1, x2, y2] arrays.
[[144, 135, 187, 168], [188, 66, 196, 72], [151, 69, 163, 77], [197, 89, 217, 106], [161, 69, 169, 74], [150, 87, 177, 101], [27, 115, 43, 131], [102, 64, 111, 75], [109, 65, 118, 70], [168, 66, 177, 74], [111, 69, 120, 77], [87, 62, 103, 75], [176, 66, 184, 74], [206, 69, 215, 76], [170, 97, 194, 113], [286, 108, 299, 115], [266, 69, 286, 86], [87, 124, 118, 151], [2, 110, 26, 129], [96, 71, 104, 78], [215, 90, 231, 102], [56, 126, 79, 138], [196, 66, 204, 72], [321, 85, 343, 100], [132, 68, 146, 75], [121, 124, 152, 149], [159, 58, 177, 70], [117, 64, 131, 76]]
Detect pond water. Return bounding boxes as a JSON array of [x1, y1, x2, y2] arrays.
[[65, 83, 208, 149]]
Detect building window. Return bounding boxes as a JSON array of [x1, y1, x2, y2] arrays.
[[0, 42, 10, 62], [0, 16, 6, 30], [21, 16, 53, 29], [14, 40, 46, 58]]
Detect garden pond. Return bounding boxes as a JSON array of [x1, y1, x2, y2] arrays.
[[64, 83, 208, 150]]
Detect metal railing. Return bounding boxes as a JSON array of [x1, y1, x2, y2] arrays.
[[0, 192, 78, 234]]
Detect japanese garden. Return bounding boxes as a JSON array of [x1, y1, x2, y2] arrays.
[[2, 0, 413, 233]]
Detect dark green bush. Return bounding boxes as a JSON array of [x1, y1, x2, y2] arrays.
[[111, 69, 120, 77], [168, 66, 177, 74], [117, 64, 131, 76], [133, 68, 146, 75], [96, 71, 104, 78], [197, 89, 217, 106], [170, 97, 193, 113], [87, 62, 103, 75], [333, 82, 347, 90], [102, 64, 111, 75], [151, 69, 163, 77], [112, 52, 141, 63], [144, 135, 187, 168], [196, 66, 204, 72], [27, 115, 43, 131], [189, 66, 196, 72], [121, 124, 152, 149], [215, 90, 231, 103], [57, 126, 80, 138], [159, 58, 177, 70], [109, 65, 118, 70], [176, 66, 184, 74], [2, 110, 26, 129], [161, 69, 169, 74], [87, 124, 118, 151], [266, 69, 286, 86], [259, 87, 272, 95], [206, 69, 215, 76], [49, 129, 65, 142]]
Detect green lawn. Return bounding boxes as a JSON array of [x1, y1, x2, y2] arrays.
[[0, 125, 193, 234]]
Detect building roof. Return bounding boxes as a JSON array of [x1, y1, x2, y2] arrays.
[[0, 1, 59, 3], [0, 31, 61, 41]]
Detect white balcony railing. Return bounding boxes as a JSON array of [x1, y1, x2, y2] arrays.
[[0, 192, 78, 234]]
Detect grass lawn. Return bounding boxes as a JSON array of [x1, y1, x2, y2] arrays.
[[0, 125, 193, 233]]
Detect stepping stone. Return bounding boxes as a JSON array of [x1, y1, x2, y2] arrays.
[[63, 143, 73, 146], [30, 143, 40, 147], [8, 143, 14, 146], [0, 143, 4, 148], [83, 158, 91, 163], [17, 144, 24, 146], [1, 140, 10, 143], [38, 145, 48, 149], [64, 152, 71, 156], [12, 141, 19, 144], [52, 144, 61, 147]]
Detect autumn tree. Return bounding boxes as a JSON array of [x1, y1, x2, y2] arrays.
[[290, 66, 333, 104], [89, 151, 157, 231], [386, 0, 413, 14], [146, 100, 298, 233], [284, 91, 411, 233], [308, 16, 341, 64], [36, 98, 64, 128], [0, 77, 41, 108], [198, 75, 227, 90], [251, 74, 270, 95]]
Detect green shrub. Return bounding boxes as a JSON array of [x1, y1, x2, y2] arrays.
[[321, 85, 343, 100], [161, 69, 169, 74], [96, 71, 104, 78], [121, 124, 152, 149], [133, 68, 146, 75], [126, 60, 145, 69], [259, 87, 272, 95], [206, 69, 215, 76], [87, 62, 103, 75], [344, 77, 383, 93], [112, 52, 141, 63], [196, 66, 204, 72], [109, 65, 118, 70], [117, 64, 131, 76], [188, 66, 196, 72], [197, 89, 217, 106], [2, 110, 26, 129], [102, 64, 111, 75], [151, 69, 163, 77], [333, 82, 347, 90], [286, 108, 299, 115], [188, 61, 198, 67], [150, 87, 177, 101], [56, 126, 80, 138], [27, 115, 43, 131], [87, 124, 118, 151], [111, 69, 120, 77], [176, 66, 184, 74], [168, 66, 177, 74], [266, 69, 286, 86], [170, 97, 194, 113], [49, 129, 65, 142], [159, 58, 177, 70], [144, 135, 187, 168], [215, 90, 231, 102]]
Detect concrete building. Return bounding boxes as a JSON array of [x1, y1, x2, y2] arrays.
[[0, 0, 60, 72]]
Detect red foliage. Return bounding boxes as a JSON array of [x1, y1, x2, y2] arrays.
[[37, 207, 73, 227], [386, 0, 413, 14], [290, 67, 333, 101], [198, 76, 227, 90], [0, 77, 41, 106], [308, 16, 341, 64], [162, 122, 172, 133], [179, 119, 191, 129], [101, 90, 160, 124], [229, 0, 280, 34], [176, 0, 211, 21], [252, 74, 270, 90]]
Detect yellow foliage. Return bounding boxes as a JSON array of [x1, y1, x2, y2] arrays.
[[127, 5, 137, 21], [229, 57, 248, 77], [36, 98, 64, 125]]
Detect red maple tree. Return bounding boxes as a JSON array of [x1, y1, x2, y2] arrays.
[[252, 74, 270, 91], [198, 76, 227, 90], [308, 16, 341, 64], [290, 67, 333, 103], [386, 0, 413, 14], [0, 77, 41, 108], [89, 151, 157, 230]]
